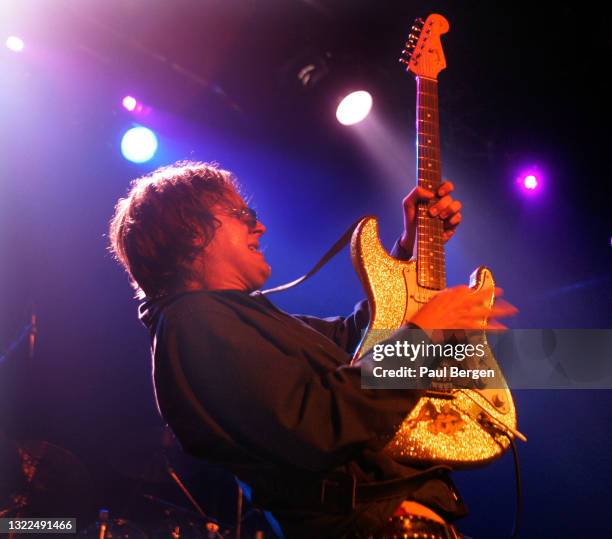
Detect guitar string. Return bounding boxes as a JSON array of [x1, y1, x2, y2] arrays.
[[424, 80, 443, 289], [416, 77, 445, 290], [422, 77, 444, 288]]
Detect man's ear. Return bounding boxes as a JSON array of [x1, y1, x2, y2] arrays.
[[193, 234, 207, 248], [194, 220, 220, 252]]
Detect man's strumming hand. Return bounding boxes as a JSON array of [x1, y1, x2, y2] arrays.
[[410, 285, 518, 333]]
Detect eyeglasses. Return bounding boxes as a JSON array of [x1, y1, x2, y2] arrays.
[[226, 206, 258, 228]]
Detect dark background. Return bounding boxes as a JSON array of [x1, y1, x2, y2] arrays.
[[1, 1, 611, 537]]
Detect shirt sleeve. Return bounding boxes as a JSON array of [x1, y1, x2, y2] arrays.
[[292, 237, 412, 353], [293, 299, 369, 355], [158, 296, 429, 472]]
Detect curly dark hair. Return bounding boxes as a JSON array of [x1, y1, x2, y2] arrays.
[[109, 161, 239, 299]]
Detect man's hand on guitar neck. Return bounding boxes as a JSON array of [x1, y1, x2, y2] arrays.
[[400, 180, 461, 255], [398, 179, 518, 336]]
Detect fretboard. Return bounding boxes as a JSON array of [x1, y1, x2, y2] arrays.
[[416, 76, 446, 290]]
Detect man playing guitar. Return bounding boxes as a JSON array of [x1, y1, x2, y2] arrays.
[[109, 159, 516, 537]]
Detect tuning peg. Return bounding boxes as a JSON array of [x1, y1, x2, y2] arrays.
[[399, 57, 410, 65]]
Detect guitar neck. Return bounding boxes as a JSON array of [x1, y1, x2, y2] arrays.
[[416, 76, 446, 290]]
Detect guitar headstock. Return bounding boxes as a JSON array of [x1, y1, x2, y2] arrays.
[[399, 14, 449, 80]]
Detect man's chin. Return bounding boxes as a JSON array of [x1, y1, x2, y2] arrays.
[[260, 263, 272, 284], [249, 263, 271, 291]]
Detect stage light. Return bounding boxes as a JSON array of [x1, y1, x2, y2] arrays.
[[122, 96, 137, 112], [6, 36, 24, 52], [523, 174, 538, 190], [516, 167, 545, 197], [121, 95, 150, 115], [120, 127, 158, 163], [336, 90, 373, 125]]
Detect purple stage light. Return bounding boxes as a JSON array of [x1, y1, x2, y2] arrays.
[[122, 96, 151, 115], [6, 36, 24, 52], [516, 167, 545, 197], [523, 174, 538, 190], [122, 96, 137, 112]]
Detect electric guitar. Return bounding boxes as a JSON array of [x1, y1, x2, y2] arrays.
[[350, 14, 524, 467]]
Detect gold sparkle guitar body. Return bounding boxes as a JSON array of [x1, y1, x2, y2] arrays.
[[351, 218, 518, 467], [349, 14, 522, 467]]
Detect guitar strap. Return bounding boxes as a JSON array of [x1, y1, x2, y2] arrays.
[[257, 218, 364, 296]]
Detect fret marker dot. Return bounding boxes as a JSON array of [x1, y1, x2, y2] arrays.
[[427, 139, 431, 143]]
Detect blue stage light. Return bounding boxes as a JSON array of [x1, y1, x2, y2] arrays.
[[120, 126, 158, 163]]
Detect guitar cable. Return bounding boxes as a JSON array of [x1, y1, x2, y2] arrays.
[[501, 432, 522, 539], [509, 437, 522, 539]]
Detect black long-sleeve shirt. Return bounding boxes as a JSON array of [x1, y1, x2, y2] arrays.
[[139, 287, 467, 537]]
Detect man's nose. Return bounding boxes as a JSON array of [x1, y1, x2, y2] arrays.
[[253, 220, 266, 235]]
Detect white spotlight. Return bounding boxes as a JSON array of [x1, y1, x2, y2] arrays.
[[336, 90, 373, 126], [6, 35, 24, 52]]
